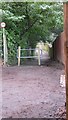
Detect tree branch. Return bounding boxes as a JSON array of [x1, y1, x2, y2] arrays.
[[21, 10, 43, 37]]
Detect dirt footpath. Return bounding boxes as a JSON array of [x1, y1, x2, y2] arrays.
[[2, 61, 66, 118]]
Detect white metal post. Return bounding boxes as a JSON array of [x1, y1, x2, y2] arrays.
[[18, 46, 21, 66], [3, 28, 8, 65]]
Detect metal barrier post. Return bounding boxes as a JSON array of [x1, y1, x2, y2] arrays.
[[18, 46, 21, 66]]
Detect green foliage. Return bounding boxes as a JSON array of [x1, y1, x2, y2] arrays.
[[1, 2, 63, 64], [6, 30, 17, 65]]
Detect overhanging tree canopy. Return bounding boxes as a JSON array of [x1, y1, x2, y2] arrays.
[[1, 2, 64, 64]]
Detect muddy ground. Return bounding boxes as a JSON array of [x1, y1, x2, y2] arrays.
[[2, 60, 66, 118]]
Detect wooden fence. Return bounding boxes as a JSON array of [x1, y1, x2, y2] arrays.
[[17, 46, 41, 66]]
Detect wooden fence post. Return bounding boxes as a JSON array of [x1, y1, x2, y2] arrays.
[[38, 47, 41, 66], [64, 3, 68, 119], [18, 46, 21, 66]]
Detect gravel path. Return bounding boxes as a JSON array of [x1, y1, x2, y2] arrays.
[[2, 61, 66, 118]]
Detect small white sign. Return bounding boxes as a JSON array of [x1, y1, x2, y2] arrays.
[[0, 22, 6, 28]]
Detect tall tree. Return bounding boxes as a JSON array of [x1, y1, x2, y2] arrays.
[[1, 2, 63, 64]]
